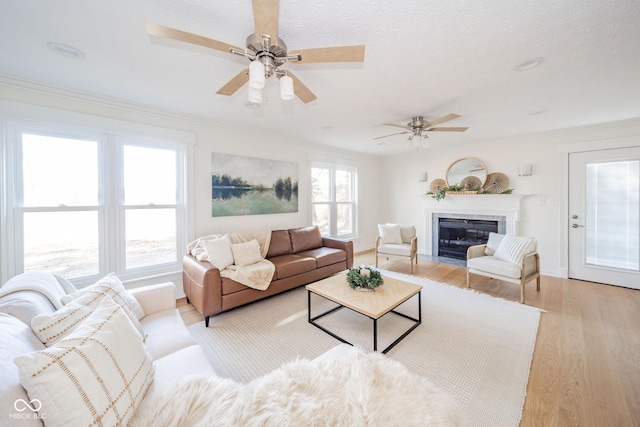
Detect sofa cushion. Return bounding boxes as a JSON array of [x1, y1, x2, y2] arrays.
[[289, 226, 323, 253], [296, 247, 346, 268], [14, 296, 154, 427], [140, 309, 197, 360], [203, 234, 235, 270], [269, 254, 317, 279], [377, 243, 413, 257], [378, 224, 403, 244], [467, 256, 522, 279], [231, 239, 263, 267], [0, 313, 46, 427], [146, 345, 216, 401], [266, 230, 293, 258], [32, 289, 145, 345], [493, 235, 536, 265], [62, 273, 145, 320], [0, 291, 56, 326]]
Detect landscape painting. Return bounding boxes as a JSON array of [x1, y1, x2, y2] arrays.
[[211, 153, 299, 217]]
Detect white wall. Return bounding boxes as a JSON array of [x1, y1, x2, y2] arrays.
[[188, 125, 381, 252], [379, 120, 640, 277], [0, 82, 382, 286]]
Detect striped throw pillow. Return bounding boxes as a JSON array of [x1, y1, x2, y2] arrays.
[[493, 235, 536, 265], [32, 289, 145, 345]]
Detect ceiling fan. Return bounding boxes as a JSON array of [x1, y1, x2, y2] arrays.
[[146, 0, 365, 104], [374, 114, 469, 145]]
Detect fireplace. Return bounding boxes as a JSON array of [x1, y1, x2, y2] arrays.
[[424, 194, 522, 261], [437, 218, 499, 260], [431, 212, 507, 261]]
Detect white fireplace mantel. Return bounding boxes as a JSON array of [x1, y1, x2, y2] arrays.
[[423, 194, 526, 256]]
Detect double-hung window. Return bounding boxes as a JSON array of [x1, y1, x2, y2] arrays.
[[310, 163, 357, 238], [5, 121, 188, 285]]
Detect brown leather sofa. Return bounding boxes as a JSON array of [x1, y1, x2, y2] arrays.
[[183, 226, 354, 326]]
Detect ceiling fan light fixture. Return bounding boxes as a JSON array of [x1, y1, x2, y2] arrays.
[[249, 60, 265, 89], [280, 74, 294, 100], [248, 85, 262, 104]]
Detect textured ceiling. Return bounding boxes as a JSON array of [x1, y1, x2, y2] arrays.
[[1, 0, 640, 154]]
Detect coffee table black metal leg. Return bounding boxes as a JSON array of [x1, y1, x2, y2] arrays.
[[373, 318, 377, 351]]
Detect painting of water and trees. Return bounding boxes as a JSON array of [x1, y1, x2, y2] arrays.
[[211, 153, 299, 217]]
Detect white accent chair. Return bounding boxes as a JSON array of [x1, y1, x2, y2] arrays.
[[466, 232, 540, 304], [375, 224, 418, 273]]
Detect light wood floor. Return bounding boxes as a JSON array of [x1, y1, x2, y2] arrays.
[[178, 251, 640, 427]]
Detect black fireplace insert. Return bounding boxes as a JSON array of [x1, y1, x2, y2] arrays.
[[438, 218, 499, 260]]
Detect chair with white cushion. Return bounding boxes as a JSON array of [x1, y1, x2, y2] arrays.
[[375, 224, 418, 274], [467, 232, 540, 304]]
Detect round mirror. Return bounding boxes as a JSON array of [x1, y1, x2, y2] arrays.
[[446, 158, 487, 189]]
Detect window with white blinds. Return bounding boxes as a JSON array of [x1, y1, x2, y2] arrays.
[[585, 160, 640, 271]]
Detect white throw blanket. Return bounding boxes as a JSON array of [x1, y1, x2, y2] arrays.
[[0, 272, 76, 309], [187, 231, 275, 291], [131, 348, 467, 427]]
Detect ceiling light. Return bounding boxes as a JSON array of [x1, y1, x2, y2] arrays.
[[280, 74, 295, 100], [249, 60, 266, 89], [513, 57, 544, 71], [47, 42, 85, 59], [247, 59, 297, 102], [235, 35, 300, 103], [407, 132, 430, 150], [248, 86, 262, 104]]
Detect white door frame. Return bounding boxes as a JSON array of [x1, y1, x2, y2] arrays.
[[558, 136, 640, 279]]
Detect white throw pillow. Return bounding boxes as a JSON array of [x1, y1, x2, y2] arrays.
[[203, 234, 235, 270], [484, 232, 503, 256], [398, 225, 416, 244], [14, 296, 155, 427], [493, 235, 536, 265], [378, 224, 403, 244], [32, 289, 145, 346], [61, 273, 145, 320], [231, 239, 263, 267]]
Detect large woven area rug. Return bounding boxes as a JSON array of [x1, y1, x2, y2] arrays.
[[188, 269, 541, 427]]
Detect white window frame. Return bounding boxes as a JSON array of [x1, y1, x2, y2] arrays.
[[310, 162, 357, 239], [2, 120, 190, 286]]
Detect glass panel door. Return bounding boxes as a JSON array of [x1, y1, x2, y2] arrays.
[[569, 147, 640, 289]]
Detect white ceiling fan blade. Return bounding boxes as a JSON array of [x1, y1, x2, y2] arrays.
[[290, 45, 365, 64], [373, 131, 409, 140], [287, 71, 317, 103], [216, 69, 250, 96], [146, 21, 241, 54], [426, 113, 461, 127], [428, 127, 468, 132], [383, 123, 410, 130], [252, 0, 279, 41]]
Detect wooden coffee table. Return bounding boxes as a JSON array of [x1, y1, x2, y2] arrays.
[[306, 272, 422, 354]]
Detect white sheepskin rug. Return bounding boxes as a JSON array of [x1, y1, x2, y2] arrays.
[[131, 348, 467, 427]]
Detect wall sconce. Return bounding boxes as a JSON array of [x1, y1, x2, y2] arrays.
[[419, 173, 428, 182], [518, 164, 533, 176]]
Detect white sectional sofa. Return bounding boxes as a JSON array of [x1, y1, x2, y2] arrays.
[[0, 272, 215, 426]]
